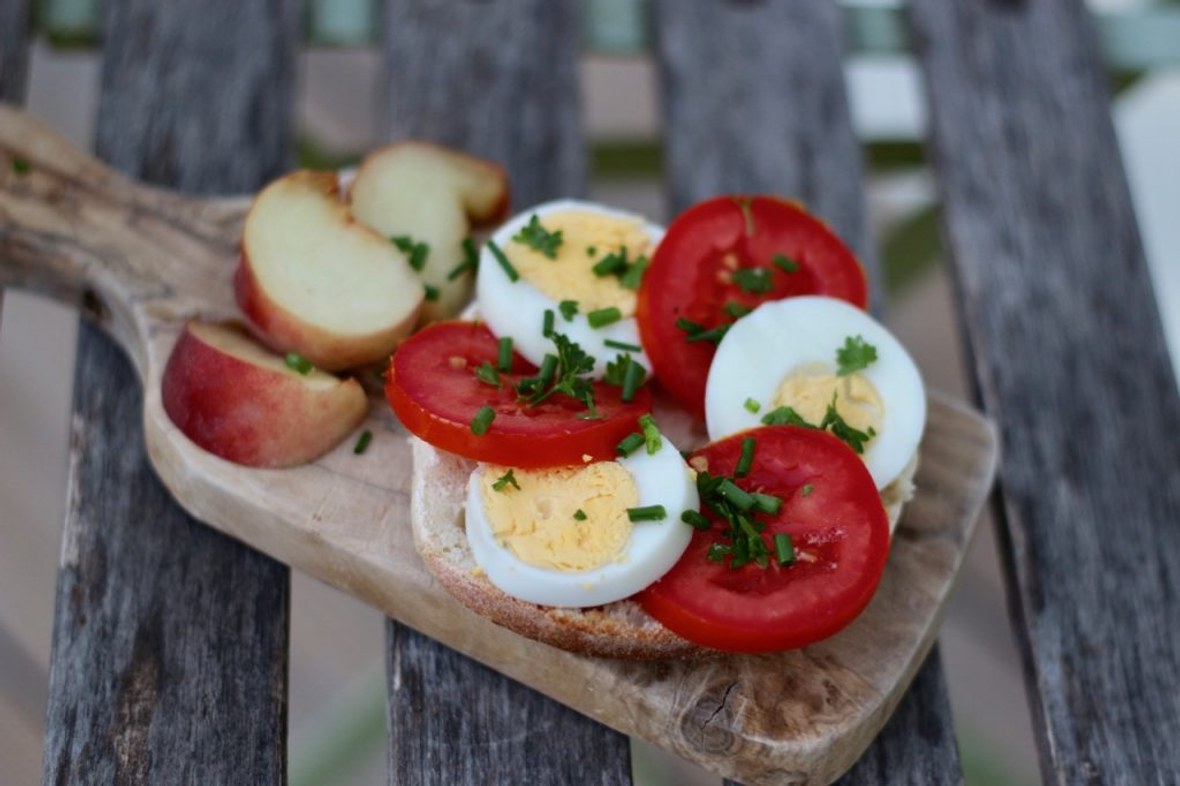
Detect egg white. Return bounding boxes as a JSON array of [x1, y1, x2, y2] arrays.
[[464, 429, 697, 608], [705, 296, 926, 490], [477, 199, 662, 378]]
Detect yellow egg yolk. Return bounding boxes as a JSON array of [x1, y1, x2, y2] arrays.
[[771, 362, 884, 438], [503, 210, 653, 313], [478, 462, 638, 572]]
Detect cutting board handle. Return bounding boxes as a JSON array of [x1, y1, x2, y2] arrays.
[[0, 103, 247, 372]]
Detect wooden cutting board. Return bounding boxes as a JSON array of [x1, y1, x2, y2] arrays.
[[0, 104, 997, 786]]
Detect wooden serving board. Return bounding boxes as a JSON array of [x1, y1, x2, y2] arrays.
[[0, 105, 997, 785]]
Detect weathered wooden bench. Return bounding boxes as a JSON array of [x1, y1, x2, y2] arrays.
[[2, 0, 1178, 783]]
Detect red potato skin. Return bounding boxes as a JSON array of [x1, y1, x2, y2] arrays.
[[234, 251, 420, 372], [161, 322, 369, 468]]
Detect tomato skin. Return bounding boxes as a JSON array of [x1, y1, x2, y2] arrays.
[[637, 426, 889, 653], [637, 196, 868, 418], [386, 321, 652, 468]]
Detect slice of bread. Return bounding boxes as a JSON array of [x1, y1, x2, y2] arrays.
[[409, 418, 918, 660]]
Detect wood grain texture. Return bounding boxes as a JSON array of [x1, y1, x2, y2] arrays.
[[39, 2, 297, 782], [0, 0, 30, 104], [378, 2, 630, 781], [652, 3, 961, 782], [908, 0, 1180, 783], [380, 0, 586, 208], [0, 105, 996, 784]]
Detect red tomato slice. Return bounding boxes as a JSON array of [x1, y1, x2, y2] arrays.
[[386, 321, 653, 467], [637, 196, 868, 418], [638, 426, 889, 652]]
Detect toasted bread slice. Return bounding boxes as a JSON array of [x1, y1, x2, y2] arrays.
[[409, 415, 917, 660]]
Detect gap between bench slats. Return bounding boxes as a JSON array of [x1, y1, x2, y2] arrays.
[[908, 0, 1180, 783], [651, 2, 963, 783], [380, 1, 633, 784], [41, 0, 297, 782]]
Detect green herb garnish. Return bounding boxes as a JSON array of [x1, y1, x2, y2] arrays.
[[474, 361, 501, 388], [353, 430, 373, 455], [542, 309, 555, 337], [761, 406, 811, 427], [284, 352, 313, 375], [391, 235, 430, 272], [492, 469, 521, 492], [573, 509, 588, 521], [423, 283, 440, 302], [731, 267, 773, 294], [735, 437, 756, 477], [774, 533, 796, 566], [836, 335, 878, 376], [743, 397, 761, 413], [513, 215, 563, 258], [592, 251, 628, 277], [616, 432, 645, 457], [801, 483, 814, 497], [559, 299, 579, 320], [639, 413, 661, 455], [724, 301, 752, 319], [497, 337, 513, 372], [819, 394, 876, 454], [471, 405, 495, 435], [696, 471, 774, 569], [487, 240, 519, 282], [515, 332, 597, 417], [751, 493, 782, 515], [587, 307, 622, 329], [772, 253, 799, 274], [681, 509, 711, 530], [618, 255, 650, 290], [603, 339, 642, 352], [675, 317, 730, 345], [447, 236, 480, 280], [627, 505, 667, 522]]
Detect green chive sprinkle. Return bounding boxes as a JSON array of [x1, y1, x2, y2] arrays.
[[735, 437, 756, 477], [497, 337, 513, 372], [587, 307, 622, 329], [391, 236, 429, 271], [492, 469, 520, 492], [573, 509, 588, 521], [801, 483, 814, 497], [586, 245, 597, 256], [774, 533, 796, 565], [487, 240, 519, 282], [743, 397, 761, 413], [717, 479, 755, 511], [604, 339, 642, 352], [639, 413, 662, 455], [592, 252, 627, 277], [619, 256, 650, 290], [12, 157, 30, 175], [353, 430, 373, 455], [447, 237, 480, 280], [616, 432, 645, 457], [423, 283, 440, 302], [752, 493, 782, 515], [559, 299, 579, 320], [471, 405, 495, 435], [536, 354, 559, 387], [542, 308, 555, 337], [627, 505, 667, 522], [761, 406, 811, 427], [681, 509, 711, 530], [474, 361, 501, 387], [724, 301, 752, 319], [731, 267, 774, 294], [621, 359, 644, 402], [284, 352, 313, 375], [772, 253, 800, 273]]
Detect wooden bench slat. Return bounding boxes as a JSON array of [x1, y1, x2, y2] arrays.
[[41, 1, 298, 782], [652, 2, 963, 782], [379, 2, 631, 782], [908, 0, 1180, 782]]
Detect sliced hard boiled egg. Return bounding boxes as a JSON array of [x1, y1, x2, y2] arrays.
[[705, 296, 925, 490], [465, 427, 697, 608], [477, 199, 662, 378]]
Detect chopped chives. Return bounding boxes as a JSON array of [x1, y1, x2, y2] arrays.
[[743, 397, 761, 413], [353, 430, 373, 455], [423, 283, 440, 301], [618, 256, 650, 290], [735, 437, 756, 477], [639, 413, 662, 455], [587, 307, 622, 329], [627, 505, 667, 522], [492, 469, 520, 491], [474, 361, 501, 387], [621, 359, 644, 402], [592, 252, 627, 277], [284, 352, 313, 375], [681, 510, 711, 530], [573, 508, 588, 521], [391, 235, 429, 271], [717, 479, 755, 511], [470, 405, 495, 435], [487, 240, 519, 282], [447, 237, 480, 280], [752, 493, 782, 515], [772, 253, 800, 273], [586, 245, 597, 256], [731, 267, 773, 294], [801, 483, 814, 497], [762, 406, 811, 427], [774, 533, 796, 565], [542, 308, 555, 337], [496, 337, 513, 371], [536, 354, 559, 387], [724, 301, 752, 319], [616, 432, 645, 457], [559, 299, 579, 320], [604, 338, 642, 352]]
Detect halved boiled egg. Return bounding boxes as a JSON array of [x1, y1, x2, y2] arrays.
[[705, 296, 925, 490], [464, 427, 697, 607], [477, 199, 662, 378]]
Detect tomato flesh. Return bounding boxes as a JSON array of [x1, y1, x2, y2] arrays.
[[638, 426, 889, 652], [386, 321, 652, 468], [636, 196, 868, 418]]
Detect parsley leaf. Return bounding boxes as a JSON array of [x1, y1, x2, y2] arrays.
[[836, 335, 878, 376], [730, 267, 773, 294], [512, 215, 563, 258], [819, 394, 876, 454], [516, 331, 598, 417], [761, 406, 812, 427]]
